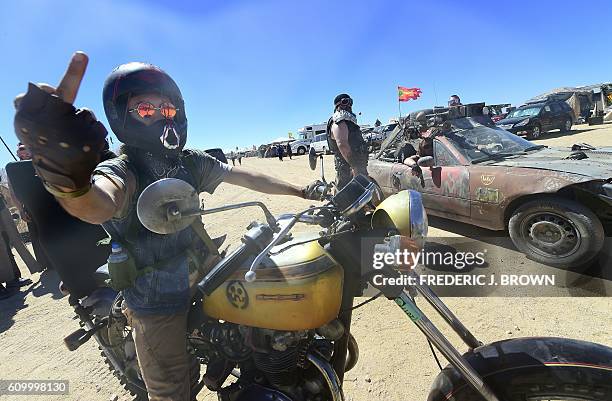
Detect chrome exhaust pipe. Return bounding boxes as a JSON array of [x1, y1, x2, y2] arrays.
[[307, 352, 345, 401]]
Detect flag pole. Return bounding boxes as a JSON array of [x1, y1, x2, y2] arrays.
[[398, 99, 402, 121], [397, 86, 403, 125]]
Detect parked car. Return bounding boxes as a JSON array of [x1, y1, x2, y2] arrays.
[[369, 109, 612, 268], [310, 133, 330, 154], [496, 100, 574, 139], [487, 103, 512, 123], [364, 123, 398, 151]]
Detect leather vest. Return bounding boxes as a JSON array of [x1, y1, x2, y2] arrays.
[[326, 110, 368, 161]]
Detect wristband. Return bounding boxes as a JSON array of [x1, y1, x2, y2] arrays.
[[42, 182, 91, 199]]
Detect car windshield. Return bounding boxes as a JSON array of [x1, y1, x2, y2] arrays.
[[506, 107, 541, 118], [443, 125, 543, 163]]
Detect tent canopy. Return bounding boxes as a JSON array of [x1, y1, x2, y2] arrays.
[[269, 137, 295, 144]]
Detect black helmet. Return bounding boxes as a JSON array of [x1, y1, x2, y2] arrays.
[[102, 62, 187, 156], [333, 93, 353, 108]]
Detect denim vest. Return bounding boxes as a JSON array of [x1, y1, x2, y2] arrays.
[[101, 156, 205, 315]]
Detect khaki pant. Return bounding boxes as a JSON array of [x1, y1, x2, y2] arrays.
[[123, 307, 193, 401]]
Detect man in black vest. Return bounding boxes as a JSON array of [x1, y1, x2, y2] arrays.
[[326, 93, 369, 190]]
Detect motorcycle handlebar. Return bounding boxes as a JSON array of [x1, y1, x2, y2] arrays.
[[199, 205, 333, 291], [275, 212, 327, 226], [198, 224, 275, 295], [246, 206, 331, 282]]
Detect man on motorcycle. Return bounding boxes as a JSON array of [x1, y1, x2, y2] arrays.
[[326, 94, 369, 190], [13, 52, 319, 401]]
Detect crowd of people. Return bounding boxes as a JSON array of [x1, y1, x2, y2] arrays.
[[258, 143, 293, 160]]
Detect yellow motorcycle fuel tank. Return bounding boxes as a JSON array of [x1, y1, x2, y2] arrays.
[[202, 234, 344, 331]]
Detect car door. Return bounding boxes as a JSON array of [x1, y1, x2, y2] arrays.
[[550, 102, 564, 129], [539, 105, 553, 131], [390, 139, 470, 218]]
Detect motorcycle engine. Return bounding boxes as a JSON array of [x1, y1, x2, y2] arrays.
[[191, 320, 335, 401], [250, 328, 310, 386]]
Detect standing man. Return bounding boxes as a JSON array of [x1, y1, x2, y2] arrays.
[[326, 93, 369, 190], [0, 194, 32, 300], [13, 52, 320, 401], [278, 143, 284, 161], [286, 143, 293, 160], [229, 150, 236, 166]]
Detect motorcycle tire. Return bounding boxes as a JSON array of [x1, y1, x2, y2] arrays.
[[100, 348, 149, 401], [427, 337, 612, 401], [101, 295, 202, 401], [101, 309, 149, 401]]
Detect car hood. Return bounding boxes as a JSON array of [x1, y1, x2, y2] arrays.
[[496, 116, 532, 126], [487, 147, 612, 179]]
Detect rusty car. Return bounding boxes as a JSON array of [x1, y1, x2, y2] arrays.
[[368, 104, 612, 268]]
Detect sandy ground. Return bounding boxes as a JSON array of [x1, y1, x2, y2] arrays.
[[1, 123, 611, 401]]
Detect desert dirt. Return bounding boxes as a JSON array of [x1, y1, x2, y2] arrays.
[[1, 123, 611, 401]]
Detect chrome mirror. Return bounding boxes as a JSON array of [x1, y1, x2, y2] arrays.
[[137, 178, 199, 234], [308, 146, 318, 171]]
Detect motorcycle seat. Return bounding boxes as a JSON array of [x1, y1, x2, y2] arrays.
[[94, 264, 110, 285]]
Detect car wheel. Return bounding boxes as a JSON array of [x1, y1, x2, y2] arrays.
[[508, 198, 604, 268], [562, 118, 572, 132], [528, 124, 541, 139], [297, 147, 305, 155]]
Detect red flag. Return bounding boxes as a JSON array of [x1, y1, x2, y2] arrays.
[[398, 86, 422, 102]]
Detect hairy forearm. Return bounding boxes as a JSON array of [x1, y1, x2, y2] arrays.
[[225, 168, 303, 197]]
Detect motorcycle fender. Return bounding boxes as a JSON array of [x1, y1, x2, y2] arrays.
[[427, 337, 612, 401]]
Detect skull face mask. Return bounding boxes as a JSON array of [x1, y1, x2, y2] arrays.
[[160, 121, 180, 150]]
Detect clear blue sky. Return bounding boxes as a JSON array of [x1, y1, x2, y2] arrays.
[[1, 0, 610, 166]]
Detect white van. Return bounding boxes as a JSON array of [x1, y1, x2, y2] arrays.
[[291, 123, 327, 155], [310, 133, 330, 154]]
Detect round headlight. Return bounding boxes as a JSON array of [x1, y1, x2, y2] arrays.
[[371, 190, 428, 245]]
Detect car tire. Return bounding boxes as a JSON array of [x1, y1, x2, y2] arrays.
[[528, 124, 541, 139], [561, 118, 572, 132], [297, 147, 305, 155], [508, 197, 604, 268]]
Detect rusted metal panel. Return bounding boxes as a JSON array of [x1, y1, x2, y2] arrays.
[[368, 138, 612, 232]]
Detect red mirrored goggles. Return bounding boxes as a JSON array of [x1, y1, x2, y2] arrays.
[[128, 102, 179, 119]]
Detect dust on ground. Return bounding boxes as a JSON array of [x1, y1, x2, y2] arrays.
[[1, 123, 611, 401]]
